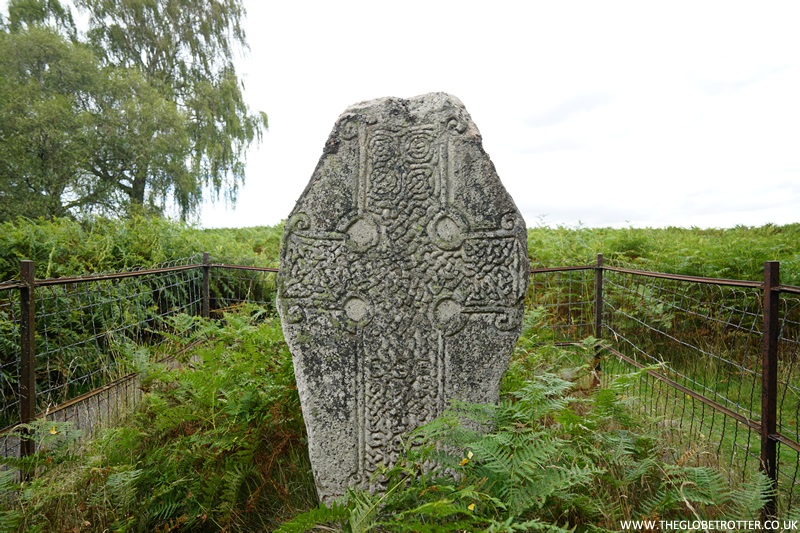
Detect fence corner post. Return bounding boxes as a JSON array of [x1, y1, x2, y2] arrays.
[[19, 260, 36, 461], [761, 260, 780, 520], [202, 252, 211, 319], [592, 253, 604, 387]]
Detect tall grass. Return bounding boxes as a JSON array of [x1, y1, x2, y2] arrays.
[[527, 223, 800, 285], [0, 216, 283, 281], [2, 216, 798, 283]]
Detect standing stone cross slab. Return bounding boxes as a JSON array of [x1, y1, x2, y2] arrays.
[[277, 93, 529, 503]]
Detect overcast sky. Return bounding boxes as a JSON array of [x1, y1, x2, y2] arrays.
[[4, 0, 798, 229], [199, 1, 800, 230]]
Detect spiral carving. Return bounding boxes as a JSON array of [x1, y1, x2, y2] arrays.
[[405, 128, 436, 162], [501, 212, 518, 231], [340, 116, 359, 140], [446, 115, 467, 135], [288, 212, 310, 232]]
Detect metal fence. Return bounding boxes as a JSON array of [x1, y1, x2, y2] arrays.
[[2, 252, 799, 516], [529, 255, 800, 517], [0, 254, 277, 458]]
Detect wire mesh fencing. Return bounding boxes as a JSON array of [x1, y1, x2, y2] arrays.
[[776, 288, 800, 507], [601, 269, 766, 494], [527, 265, 596, 343], [0, 283, 22, 447], [0, 256, 278, 459], [209, 262, 278, 313], [527, 259, 800, 515], [33, 259, 204, 421]]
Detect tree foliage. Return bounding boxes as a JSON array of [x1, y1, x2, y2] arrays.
[[0, 26, 98, 219], [0, 0, 267, 221]]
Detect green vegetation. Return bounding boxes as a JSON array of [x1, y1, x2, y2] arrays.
[[0, 216, 282, 430], [2, 216, 799, 284], [0, 216, 282, 280], [0, 0, 267, 221], [277, 316, 772, 532], [528, 223, 800, 286], [0, 216, 798, 530], [0, 308, 771, 531], [1, 306, 314, 531]]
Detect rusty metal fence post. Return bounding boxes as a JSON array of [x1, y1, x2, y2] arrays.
[[761, 260, 780, 519], [202, 252, 211, 319], [592, 254, 604, 386], [19, 260, 36, 459]]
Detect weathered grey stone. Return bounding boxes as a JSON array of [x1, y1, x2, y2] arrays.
[[277, 92, 529, 503]]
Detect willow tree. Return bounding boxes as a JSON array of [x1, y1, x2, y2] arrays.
[[0, 0, 266, 220], [0, 26, 99, 220], [76, 0, 268, 217]]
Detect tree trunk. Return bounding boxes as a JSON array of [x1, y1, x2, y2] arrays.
[[130, 174, 147, 206]]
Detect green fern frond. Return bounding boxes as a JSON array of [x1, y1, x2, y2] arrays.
[[273, 501, 349, 533], [347, 489, 383, 533], [218, 462, 259, 522], [506, 374, 573, 423], [148, 498, 184, 523], [0, 510, 22, 533], [669, 466, 728, 507], [0, 467, 18, 493], [104, 467, 143, 510], [0, 468, 23, 531], [636, 486, 670, 519], [726, 472, 773, 517], [409, 412, 475, 450], [448, 399, 499, 427], [473, 429, 558, 478], [624, 454, 661, 484], [486, 516, 573, 532]]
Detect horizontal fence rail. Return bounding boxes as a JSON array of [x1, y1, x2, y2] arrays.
[[2, 253, 799, 517]]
